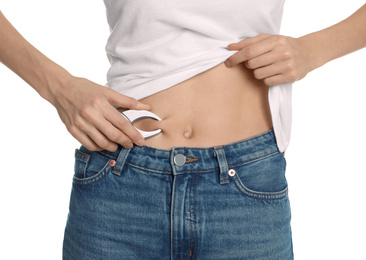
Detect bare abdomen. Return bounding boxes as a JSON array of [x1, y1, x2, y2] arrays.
[[119, 62, 273, 150]]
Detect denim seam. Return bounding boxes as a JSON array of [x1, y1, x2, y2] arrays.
[[230, 175, 288, 200], [234, 172, 288, 196], [193, 171, 199, 260], [175, 168, 218, 174], [124, 149, 278, 175], [188, 171, 199, 259], [74, 149, 90, 163], [74, 149, 90, 178], [171, 176, 177, 259], [113, 149, 130, 175], [227, 150, 279, 168], [126, 161, 172, 174], [222, 149, 229, 183], [126, 162, 217, 174], [97, 150, 116, 160], [73, 165, 111, 186], [189, 172, 194, 259]]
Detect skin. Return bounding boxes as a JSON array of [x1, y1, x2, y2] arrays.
[[225, 4, 366, 86], [118, 61, 273, 150], [1, 4, 366, 152], [0, 11, 151, 151]]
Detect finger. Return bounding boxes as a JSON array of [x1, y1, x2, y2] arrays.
[[69, 126, 105, 152], [85, 123, 125, 151], [225, 43, 272, 68], [225, 36, 277, 68], [103, 87, 152, 111], [78, 106, 135, 150], [253, 60, 291, 80], [245, 51, 280, 70], [102, 112, 144, 148], [72, 107, 124, 151], [96, 118, 138, 149], [262, 74, 291, 87], [227, 34, 271, 50], [102, 102, 145, 146]]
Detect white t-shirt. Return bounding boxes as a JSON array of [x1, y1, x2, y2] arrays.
[[103, 0, 292, 153]]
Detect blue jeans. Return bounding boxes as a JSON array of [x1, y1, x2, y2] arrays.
[[63, 129, 293, 259]]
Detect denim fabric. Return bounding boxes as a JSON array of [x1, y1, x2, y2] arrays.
[[63, 129, 293, 260]]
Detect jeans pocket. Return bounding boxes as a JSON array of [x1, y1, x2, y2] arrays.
[[229, 152, 288, 200], [72, 146, 113, 186]]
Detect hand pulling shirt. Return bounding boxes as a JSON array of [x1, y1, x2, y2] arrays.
[[103, 0, 292, 153]]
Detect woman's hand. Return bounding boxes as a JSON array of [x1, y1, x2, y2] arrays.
[[225, 34, 313, 86], [49, 76, 151, 152], [0, 11, 151, 152]]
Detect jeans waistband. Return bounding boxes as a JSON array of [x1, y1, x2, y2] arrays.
[[96, 128, 280, 177]]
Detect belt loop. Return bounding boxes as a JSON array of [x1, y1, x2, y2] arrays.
[[213, 147, 229, 185], [112, 146, 131, 176]]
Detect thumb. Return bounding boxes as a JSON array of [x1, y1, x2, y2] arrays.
[[103, 87, 152, 111]]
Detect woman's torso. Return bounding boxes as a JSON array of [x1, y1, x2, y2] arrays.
[[106, 0, 288, 150], [118, 62, 272, 150]]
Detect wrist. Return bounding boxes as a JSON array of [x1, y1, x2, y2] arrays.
[[40, 62, 74, 106], [297, 33, 328, 73]]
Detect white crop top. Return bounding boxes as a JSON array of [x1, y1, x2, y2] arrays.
[[103, 0, 292, 153]]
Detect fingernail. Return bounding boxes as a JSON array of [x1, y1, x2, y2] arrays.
[[127, 143, 133, 149], [225, 60, 231, 67], [227, 43, 236, 49], [137, 139, 144, 146]]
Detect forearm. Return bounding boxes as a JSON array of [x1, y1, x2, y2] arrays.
[[299, 4, 366, 72], [0, 10, 72, 103]]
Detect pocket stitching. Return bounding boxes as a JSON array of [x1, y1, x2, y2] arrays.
[[230, 172, 288, 200], [73, 149, 112, 186], [74, 149, 90, 162], [74, 149, 90, 179], [73, 162, 112, 186]]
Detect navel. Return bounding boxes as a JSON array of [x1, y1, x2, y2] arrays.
[[183, 129, 193, 139]]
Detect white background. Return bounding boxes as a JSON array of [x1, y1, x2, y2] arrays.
[[1, 1, 365, 259]]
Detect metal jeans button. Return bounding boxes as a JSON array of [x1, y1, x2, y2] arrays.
[[228, 169, 236, 177], [174, 153, 186, 166]]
